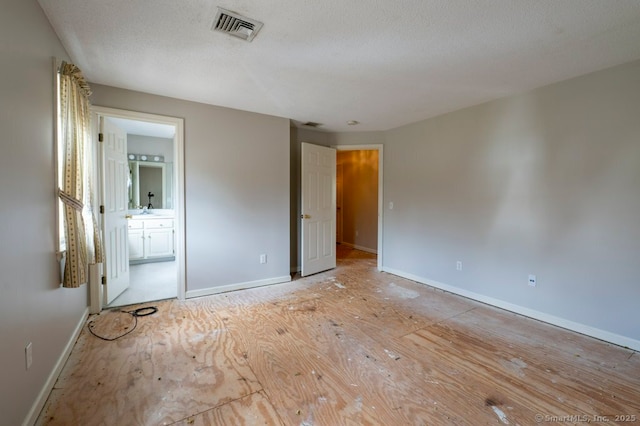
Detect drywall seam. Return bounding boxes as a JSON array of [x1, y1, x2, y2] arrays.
[[185, 275, 292, 299], [23, 307, 89, 426], [382, 267, 640, 352]]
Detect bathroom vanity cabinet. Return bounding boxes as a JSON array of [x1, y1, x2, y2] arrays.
[[128, 217, 175, 262]]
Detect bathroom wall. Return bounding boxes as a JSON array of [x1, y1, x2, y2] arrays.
[[128, 135, 174, 209], [128, 134, 174, 162]]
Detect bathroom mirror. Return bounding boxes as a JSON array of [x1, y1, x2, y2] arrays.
[[129, 160, 173, 209]]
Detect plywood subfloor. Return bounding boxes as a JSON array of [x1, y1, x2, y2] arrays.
[[37, 247, 639, 425]]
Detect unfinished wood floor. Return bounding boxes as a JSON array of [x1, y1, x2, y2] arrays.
[[37, 247, 639, 425]]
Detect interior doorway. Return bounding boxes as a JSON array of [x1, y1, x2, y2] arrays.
[[335, 144, 383, 271], [91, 107, 185, 312]]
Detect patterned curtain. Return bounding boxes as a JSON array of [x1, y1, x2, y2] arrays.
[[59, 62, 103, 288]]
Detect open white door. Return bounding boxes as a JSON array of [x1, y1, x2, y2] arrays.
[[101, 117, 130, 304], [301, 142, 336, 276]]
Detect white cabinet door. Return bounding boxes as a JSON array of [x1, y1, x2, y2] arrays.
[[128, 229, 145, 260], [146, 228, 174, 258]]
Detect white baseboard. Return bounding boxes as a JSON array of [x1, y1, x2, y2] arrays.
[[382, 267, 640, 352], [23, 307, 89, 426], [185, 275, 292, 299], [341, 242, 378, 254]]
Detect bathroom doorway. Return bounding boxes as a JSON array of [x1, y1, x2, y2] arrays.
[[91, 107, 185, 311]]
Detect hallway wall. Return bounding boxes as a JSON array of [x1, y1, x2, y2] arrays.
[[337, 150, 379, 252]]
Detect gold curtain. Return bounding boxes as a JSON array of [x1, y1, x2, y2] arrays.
[[59, 62, 103, 288]]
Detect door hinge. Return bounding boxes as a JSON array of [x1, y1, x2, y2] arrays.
[[98, 133, 104, 142], [99, 205, 104, 214], [101, 276, 107, 285]]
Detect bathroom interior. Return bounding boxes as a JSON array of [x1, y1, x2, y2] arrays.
[[106, 118, 178, 308]]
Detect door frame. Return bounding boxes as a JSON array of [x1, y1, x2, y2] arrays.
[[91, 106, 186, 312], [334, 144, 384, 271], [336, 163, 344, 244]]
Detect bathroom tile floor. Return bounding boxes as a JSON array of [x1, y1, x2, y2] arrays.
[[107, 260, 177, 308]]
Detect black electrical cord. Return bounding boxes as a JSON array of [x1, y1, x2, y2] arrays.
[[88, 306, 158, 341]]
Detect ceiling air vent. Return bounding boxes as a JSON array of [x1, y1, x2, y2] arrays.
[[212, 8, 263, 42], [303, 122, 322, 128]]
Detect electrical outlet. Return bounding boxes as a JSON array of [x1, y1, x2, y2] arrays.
[[389, 201, 394, 210], [259, 254, 267, 264], [456, 261, 463, 271], [528, 274, 537, 287], [355, 230, 359, 237], [25, 342, 32, 370]]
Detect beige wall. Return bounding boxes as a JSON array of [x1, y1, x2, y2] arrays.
[[0, 1, 87, 424], [383, 59, 640, 346], [337, 150, 379, 251]]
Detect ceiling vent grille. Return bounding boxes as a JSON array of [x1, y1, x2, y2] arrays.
[[212, 8, 263, 42], [303, 122, 322, 128]]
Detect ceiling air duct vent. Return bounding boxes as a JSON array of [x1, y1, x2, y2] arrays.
[[212, 8, 263, 42]]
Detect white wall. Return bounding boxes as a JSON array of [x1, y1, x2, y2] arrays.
[[383, 59, 640, 347], [91, 85, 291, 294], [0, 1, 89, 424]]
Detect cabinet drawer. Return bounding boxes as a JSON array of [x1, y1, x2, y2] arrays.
[[144, 219, 173, 229], [128, 220, 144, 230]]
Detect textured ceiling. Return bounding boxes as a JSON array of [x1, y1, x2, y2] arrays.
[[39, 0, 640, 132]]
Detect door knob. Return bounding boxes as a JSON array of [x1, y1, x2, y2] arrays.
[[125, 214, 133, 219], [301, 214, 311, 219]]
